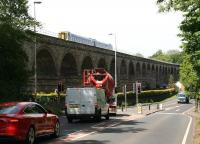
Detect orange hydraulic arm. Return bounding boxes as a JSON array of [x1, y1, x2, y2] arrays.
[[83, 68, 114, 98]]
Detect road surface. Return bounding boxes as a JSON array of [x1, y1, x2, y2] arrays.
[[39, 99, 195, 144]]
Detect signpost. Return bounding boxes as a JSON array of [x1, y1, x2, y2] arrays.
[[124, 85, 127, 111], [122, 85, 127, 111]]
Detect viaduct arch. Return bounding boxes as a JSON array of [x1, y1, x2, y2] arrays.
[[23, 34, 179, 92]]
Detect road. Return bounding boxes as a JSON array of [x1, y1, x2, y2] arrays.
[[38, 99, 195, 144]]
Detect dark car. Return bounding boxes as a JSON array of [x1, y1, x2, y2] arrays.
[[0, 102, 60, 144], [177, 92, 189, 104]]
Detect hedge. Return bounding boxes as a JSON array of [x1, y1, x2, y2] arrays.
[[24, 88, 176, 115], [117, 88, 177, 106]]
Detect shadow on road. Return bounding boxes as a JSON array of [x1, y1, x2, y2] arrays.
[[37, 114, 146, 143]]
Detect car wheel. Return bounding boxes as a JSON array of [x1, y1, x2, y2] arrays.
[[25, 127, 35, 144], [52, 121, 60, 138]]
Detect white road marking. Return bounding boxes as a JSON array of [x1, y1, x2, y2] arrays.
[[181, 115, 192, 144], [181, 106, 194, 144], [91, 122, 120, 128], [164, 105, 181, 111], [176, 109, 180, 112], [160, 106, 194, 144], [57, 115, 137, 142], [157, 112, 179, 115], [182, 106, 195, 115], [61, 121, 123, 142]]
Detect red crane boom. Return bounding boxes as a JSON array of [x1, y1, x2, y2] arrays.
[[83, 68, 114, 99]]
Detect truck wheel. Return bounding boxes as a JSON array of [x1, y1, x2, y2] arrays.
[[105, 110, 109, 120], [67, 117, 73, 123], [95, 109, 101, 122]]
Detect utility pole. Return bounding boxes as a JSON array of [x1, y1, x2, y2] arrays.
[[33, 1, 42, 97]]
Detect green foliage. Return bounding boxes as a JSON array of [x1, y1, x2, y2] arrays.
[[0, 24, 29, 100], [157, 0, 200, 103], [0, 0, 36, 30], [117, 88, 176, 106], [149, 50, 170, 62], [0, 0, 36, 100], [149, 49, 182, 64], [168, 74, 175, 88], [180, 54, 199, 99], [35, 93, 65, 115], [37, 92, 65, 97]]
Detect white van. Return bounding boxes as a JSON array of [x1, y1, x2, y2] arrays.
[[65, 87, 109, 122]]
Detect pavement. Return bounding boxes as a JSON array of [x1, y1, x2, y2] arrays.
[[116, 103, 164, 118]]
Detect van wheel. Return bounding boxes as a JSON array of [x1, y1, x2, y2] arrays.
[[67, 117, 73, 123], [105, 110, 109, 120], [95, 109, 101, 122]]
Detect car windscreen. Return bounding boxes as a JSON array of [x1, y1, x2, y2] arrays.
[[178, 94, 186, 97], [0, 104, 19, 114]]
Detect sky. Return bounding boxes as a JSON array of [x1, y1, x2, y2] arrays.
[[28, 0, 183, 58]]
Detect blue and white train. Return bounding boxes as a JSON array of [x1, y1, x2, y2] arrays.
[[58, 31, 113, 50]]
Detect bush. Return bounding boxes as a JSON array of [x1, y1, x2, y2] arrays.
[[117, 88, 177, 106], [34, 92, 65, 116]]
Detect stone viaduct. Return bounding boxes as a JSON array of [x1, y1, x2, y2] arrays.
[[23, 34, 179, 92]]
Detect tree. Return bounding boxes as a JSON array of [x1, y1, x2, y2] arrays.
[[168, 74, 175, 88], [149, 49, 170, 62], [157, 0, 200, 106], [0, 0, 36, 101], [166, 50, 183, 64], [149, 49, 182, 64]]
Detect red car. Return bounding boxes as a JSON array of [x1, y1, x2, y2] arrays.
[[0, 102, 60, 144]]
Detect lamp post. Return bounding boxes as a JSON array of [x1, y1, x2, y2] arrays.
[[109, 33, 118, 110], [34, 1, 42, 97], [109, 33, 117, 88]]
